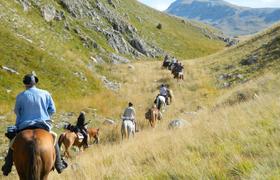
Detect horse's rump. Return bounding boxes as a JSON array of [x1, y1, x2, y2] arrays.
[[145, 109, 152, 120], [12, 129, 55, 180], [88, 128, 99, 144]]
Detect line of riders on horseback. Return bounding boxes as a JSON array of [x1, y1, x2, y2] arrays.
[[162, 55, 184, 81], [1, 73, 174, 179], [121, 83, 173, 139]]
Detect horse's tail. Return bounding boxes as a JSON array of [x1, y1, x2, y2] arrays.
[[58, 133, 65, 148], [28, 140, 42, 180], [94, 128, 100, 144]]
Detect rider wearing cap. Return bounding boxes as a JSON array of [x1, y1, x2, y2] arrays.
[[2, 74, 67, 176]]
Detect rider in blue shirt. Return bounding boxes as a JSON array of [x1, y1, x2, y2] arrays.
[[2, 74, 67, 176], [15, 86, 55, 131]]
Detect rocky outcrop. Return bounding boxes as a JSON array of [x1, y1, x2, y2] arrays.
[[96, 1, 163, 57], [17, 0, 164, 63], [41, 5, 56, 22], [17, 0, 31, 11], [110, 53, 130, 64], [60, 0, 96, 18], [240, 55, 258, 65], [101, 76, 121, 91]]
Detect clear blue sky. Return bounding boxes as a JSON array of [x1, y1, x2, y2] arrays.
[[138, 0, 280, 11]]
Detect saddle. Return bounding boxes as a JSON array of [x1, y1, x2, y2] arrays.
[[64, 123, 88, 143], [6, 126, 57, 150], [76, 132, 84, 142]]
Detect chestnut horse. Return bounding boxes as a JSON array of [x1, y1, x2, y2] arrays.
[[88, 128, 100, 144], [145, 106, 160, 128], [58, 131, 86, 158], [12, 129, 55, 180]]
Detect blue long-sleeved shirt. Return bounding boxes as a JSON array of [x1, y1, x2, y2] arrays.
[[14, 86, 56, 131]]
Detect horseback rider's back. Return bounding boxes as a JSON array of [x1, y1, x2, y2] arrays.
[[123, 106, 136, 121]]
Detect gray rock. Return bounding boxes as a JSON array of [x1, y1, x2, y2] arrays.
[[110, 53, 130, 64], [60, 0, 96, 18], [168, 119, 190, 129], [104, 30, 130, 54], [223, 82, 231, 88], [17, 0, 31, 11], [1, 65, 19, 75], [130, 38, 148, 56], [240, 55, 258, 65], [90, 56, 105, 64], [55, 11, 65, 21], [41, 5, 56, 22], [136, 16, 142, 23], [128, 64, 135, 70], [73, 72, 87, 81], [237, 74, 244, 79], [101, 76, 121, 91], [219, 74, 232, 80], [79, 35, 98, 49], [103, 119, 115, 125]]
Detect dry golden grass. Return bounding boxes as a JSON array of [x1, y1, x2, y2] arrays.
[[4, 41, 280, 179]]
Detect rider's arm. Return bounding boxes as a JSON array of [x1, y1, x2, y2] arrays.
[[47, 94, 56, 117], [14, 95, 22, 126]]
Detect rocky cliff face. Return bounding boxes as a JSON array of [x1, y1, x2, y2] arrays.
[[11, 0, 163, 63], [166, 0, 280, 36]]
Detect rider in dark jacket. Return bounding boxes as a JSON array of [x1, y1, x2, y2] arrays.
[[75, 112, 89, 148]]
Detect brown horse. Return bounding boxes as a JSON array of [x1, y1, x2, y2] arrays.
[[12, 129, 55, 180], [88, 128, 100, 144], [145, 106, 160, 128], [166, 89, 174, 105], [58, 131, 86, 158]]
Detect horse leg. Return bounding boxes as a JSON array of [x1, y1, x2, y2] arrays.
[[42, 175, 49, 180], [127, 129, 130, 139]]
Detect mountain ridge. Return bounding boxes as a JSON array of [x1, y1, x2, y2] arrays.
[[166, 0, 280, 36]]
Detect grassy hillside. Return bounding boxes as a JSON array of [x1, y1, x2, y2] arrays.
[[0, 0, 225, 116], [207, 23, 280, 88], [4, 1, 280, 180], [38, 24, 280, 179], [119, 0, 225, 58], [0, 24, 123, 117]]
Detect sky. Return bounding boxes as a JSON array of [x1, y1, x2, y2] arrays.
[[138, 0, 280, 11]]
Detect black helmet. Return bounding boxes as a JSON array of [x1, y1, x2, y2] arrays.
[[128, 102, 133, 107], [23, 74, 39, 85]]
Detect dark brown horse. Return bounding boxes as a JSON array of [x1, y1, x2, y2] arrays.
[[58, 131, 87, 158], [12, 129, 55, 180]]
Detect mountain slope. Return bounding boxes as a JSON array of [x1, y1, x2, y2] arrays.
[[21, 23, 280, 180], [0, 0, 225, 115], [166, 0, 280, 36], [207, 23, 280, 88]]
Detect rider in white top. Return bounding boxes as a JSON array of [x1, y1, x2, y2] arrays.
[[122, 102, 137, 131], [159, 84, 167, 97], [123, 103, 136, 121]]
